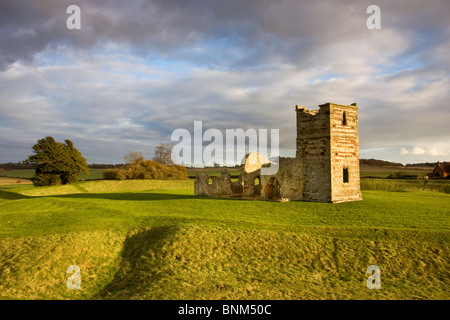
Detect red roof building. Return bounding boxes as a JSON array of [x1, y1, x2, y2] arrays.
[[431, 161, 450, 178]]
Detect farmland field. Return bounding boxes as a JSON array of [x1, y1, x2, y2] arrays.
[[0, 179, 448, 300], [0, 164, 434, 185], [0, 169, 105, 181], [0, 176, 32, 187], [359, 164, 432, 178]]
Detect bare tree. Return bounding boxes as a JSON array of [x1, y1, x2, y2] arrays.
[[153, 143, 174, 165], [124, 151, 144, 164]]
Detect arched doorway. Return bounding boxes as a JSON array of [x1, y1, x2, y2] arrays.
[[264, 177, 281, 200]]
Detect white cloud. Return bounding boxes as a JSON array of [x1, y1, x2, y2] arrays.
[[411, 146, 426, 155], [398, 143, 450, 160], [0, 0, 449, 164], [428, 143, 450, 156]]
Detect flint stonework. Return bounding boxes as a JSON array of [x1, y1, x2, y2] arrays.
[[194, 102, 363, 203]]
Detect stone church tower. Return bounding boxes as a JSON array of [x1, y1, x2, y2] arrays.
[[195, 101, 362, 203], [296, 102, 362, 203]]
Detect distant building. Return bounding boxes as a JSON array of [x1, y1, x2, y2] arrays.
[[430, 161, 450, 178]]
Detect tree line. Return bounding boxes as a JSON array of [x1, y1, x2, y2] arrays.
[[21, 137, 187, 186], [0, 162, 125, 170], [359, 159, 403, 167]]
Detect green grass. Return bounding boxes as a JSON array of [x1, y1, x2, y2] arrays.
[[361, 171, 428, 178], [0, 180, 448, 300], [361, 178, 450, 194], [0, 169, 105, 180], [360, 170, 431, 178], [359, 164, 432, 178]]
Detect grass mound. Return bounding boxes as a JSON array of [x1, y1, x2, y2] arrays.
[[97, 225, 449, 300], [0, 230, 125, 299], [0, 179, 448, 299], [4, 179, 194, 197], [0, 225, 448, 300]]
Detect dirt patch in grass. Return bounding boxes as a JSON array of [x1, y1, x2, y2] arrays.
[[0, 177, 32, 186]]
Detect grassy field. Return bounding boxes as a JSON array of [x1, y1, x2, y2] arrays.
[[361, 178, 450, 194], [359, 164, 431, 178], [0, 165, 433, 183], [0, 179, 448, 300], [0, 176, 32, 187], [0, 169, 105, 181], [13, 164, 422, 179]]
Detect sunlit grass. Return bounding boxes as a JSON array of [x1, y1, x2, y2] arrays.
[[0, 180, 448, 299]]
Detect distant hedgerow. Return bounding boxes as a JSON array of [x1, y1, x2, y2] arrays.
[[103, 160, 187, 180]]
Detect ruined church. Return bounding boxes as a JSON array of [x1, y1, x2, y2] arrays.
[[194, 102, 362, 203]]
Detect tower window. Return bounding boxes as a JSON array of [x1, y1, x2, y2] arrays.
[[342, 111, 348, 126], [343, 168, 349, 183]]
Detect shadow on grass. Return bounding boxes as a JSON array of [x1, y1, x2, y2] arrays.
[[0, 190, 31, 200], [52, 192, 261, 202], [0, 190, 199, 202], [52, 192, 199, 201], [0, 189, 246, 202], [96, 225, 179, 299]]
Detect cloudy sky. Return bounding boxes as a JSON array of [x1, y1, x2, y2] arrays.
[[0, 0, 449, 165]]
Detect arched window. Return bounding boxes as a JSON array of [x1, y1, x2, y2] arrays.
[[342, 111, 348, 126], [343, 168, 349, 183]]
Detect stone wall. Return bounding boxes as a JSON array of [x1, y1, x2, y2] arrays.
[[194, 169, 243, 197], [242, 170, 261, 197], [260, 157, 303, 201], [194, 101, 362, 203], [296, 102, 362, 203], [329, 103, 362, 202], [296, 105, 332, 202], [243, 152, 270, 173]]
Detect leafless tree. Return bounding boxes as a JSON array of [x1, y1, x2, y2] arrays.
[[124, 151, 144, 164], [153, 143, 174, 165]]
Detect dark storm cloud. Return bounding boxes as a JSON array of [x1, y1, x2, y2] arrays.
[[1, 0, 449, 164], [0, 0, 318, 68], [2, 0, 448, 70]]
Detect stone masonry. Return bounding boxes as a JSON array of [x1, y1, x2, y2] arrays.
[[194, 102, 362, 203], [296, 102, 362, 202]]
